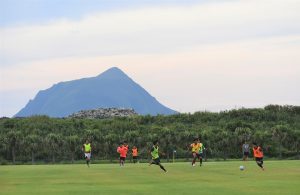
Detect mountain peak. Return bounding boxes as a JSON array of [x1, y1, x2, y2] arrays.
[[97, 67, 128, 79]]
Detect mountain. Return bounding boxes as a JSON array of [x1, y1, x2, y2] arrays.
[[15, 67, 177, 117]]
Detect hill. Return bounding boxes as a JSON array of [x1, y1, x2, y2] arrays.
[[15, 67, 176, 117]]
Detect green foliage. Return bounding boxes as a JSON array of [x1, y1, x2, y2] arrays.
[[0, 105, 299, 163]]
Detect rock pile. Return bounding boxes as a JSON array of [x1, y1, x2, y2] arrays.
[[68, 108, 138, 119]]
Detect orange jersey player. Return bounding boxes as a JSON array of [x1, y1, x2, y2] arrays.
[[252, 142, 265, 170], [117, 141, 129, 166], [132, 146, 138, 163]]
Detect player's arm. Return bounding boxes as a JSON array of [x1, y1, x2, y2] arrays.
[[159, 150, 166, 156], [149, 147, 154, 155]]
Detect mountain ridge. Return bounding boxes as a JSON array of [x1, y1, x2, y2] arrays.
[[15, 67, 177, 117]]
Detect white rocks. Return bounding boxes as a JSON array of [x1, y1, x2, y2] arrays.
[[68, 108, 138, 119]]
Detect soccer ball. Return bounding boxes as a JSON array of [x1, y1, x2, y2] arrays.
[[239, 165, 245, 171]]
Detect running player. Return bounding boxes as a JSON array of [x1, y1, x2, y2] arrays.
[[198, 138, 205, 166], [252, 142, 265, 170], [132, 146, 138, 163], [149, 140, 167, 172], [190, 138, 201, 166], [82, 139, 92, 167]]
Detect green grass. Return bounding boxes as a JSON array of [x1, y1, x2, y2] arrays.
[[0, 160, 299, 195]]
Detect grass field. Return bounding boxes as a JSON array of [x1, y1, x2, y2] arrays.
[[0, 160, 299, 195]]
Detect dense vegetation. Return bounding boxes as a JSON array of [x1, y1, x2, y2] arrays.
[[0, 105, 299, 164]]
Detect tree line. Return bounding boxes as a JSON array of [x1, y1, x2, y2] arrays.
[[0, 105, 299, 164]]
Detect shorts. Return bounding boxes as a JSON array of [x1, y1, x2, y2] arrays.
[[152, 158, 161, 165], [243, 152, 249, 156], [255, 157, 263, 162], [120, 157, 126, 161], [192, 152, 200, 158], [133, 156, 138, 160], [198, 153, 204, 158], [84, 153, 91, 159]]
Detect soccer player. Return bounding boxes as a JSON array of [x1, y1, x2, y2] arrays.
[[198, 138, 205, 166], [242, 141, 250, 161], [82, 139, 92, 167], [117, 143, 123, 166], [117, 141, 129, 166], [252, 142, 265, 170], [132, 146, 138, 163], [149, 140, 167, 172], [190, 138, 201, 166]]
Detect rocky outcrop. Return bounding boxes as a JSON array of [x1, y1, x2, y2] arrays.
[[68, 108, 138, 119]]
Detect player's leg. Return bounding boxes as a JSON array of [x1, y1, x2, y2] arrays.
[[256, 158, 264, 170], [158, 162, 167, 172], [120, 157, 125, 166], [258, 158, 264, 170], [150, 160, 157, 165], [155, 158, 166, 172], [192, 152, 197, 166], [133, 156, 136, 163], [199, 153, 203, 166], [84, 153, 89, 166], [87, 153, 91, 167], [123, 157, 126, 166]]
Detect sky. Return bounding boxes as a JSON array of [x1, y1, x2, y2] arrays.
[[0, 0, 300, 117]]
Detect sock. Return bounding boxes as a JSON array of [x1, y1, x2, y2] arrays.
[[200, 158, 202, 165], [159, 164, 167, 172]]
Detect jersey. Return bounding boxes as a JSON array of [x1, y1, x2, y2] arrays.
[[132, 148, 138, 157], [118, 145, 128, 158], [151, 146, 159, 159], [191, 143, 201, 153], [198, 143, 205, 153], [253, 146, 263, 158], [242, 143, 250, 153], [83, 143, 91, 153]]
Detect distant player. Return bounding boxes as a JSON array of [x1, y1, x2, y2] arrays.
[[149, 140, 167, 172], [242, 141, 250, 161], [82, 139, 92, 167], [198, 138, 205, 166], [190, 138, 201, 166], [132, 146, 138, 163], [117, 143, 123, 166], [117, 141, 129, 166], [252, 142, 265, 170]]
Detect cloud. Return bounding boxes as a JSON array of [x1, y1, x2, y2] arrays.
[[1, 0, 299, 66], [0, 0, 300, 116]]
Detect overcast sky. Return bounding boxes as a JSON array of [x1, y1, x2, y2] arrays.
[[0, 0, 299, 117]]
